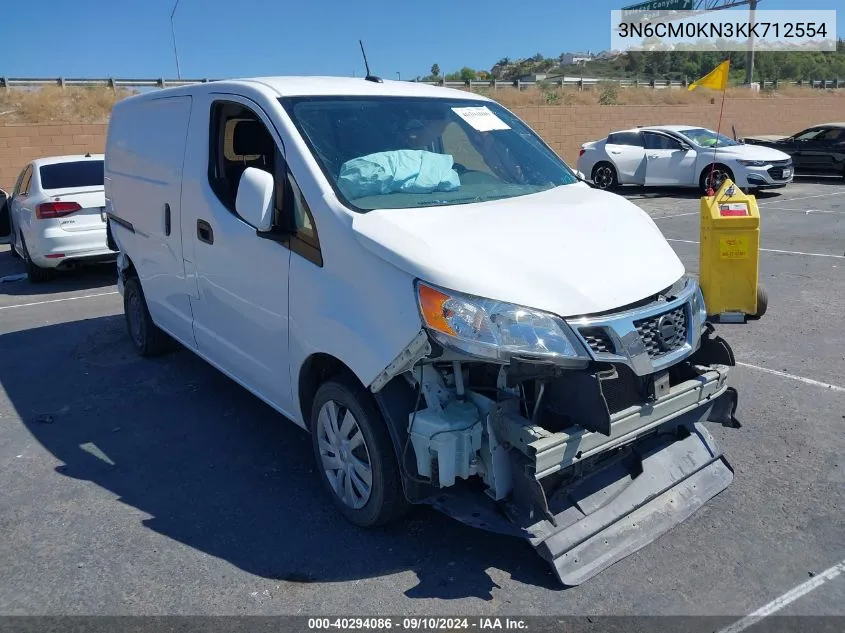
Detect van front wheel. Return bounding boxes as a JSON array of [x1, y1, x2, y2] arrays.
[[310, 375, 408, 527], [123, 276, 170, 357]]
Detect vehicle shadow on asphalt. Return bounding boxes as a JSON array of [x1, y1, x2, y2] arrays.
[[0, 315, 561, 600], [0, 257, 116, 296]]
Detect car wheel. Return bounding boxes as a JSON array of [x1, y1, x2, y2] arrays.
[[700, 164, 734, 194], [123, 276, 171, 357], [310, 374, 409, 528], [21, 236, 51, 283], [591, 162, 619, 190]]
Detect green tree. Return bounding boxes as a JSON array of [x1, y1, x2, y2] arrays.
[[431, 63, 440, 78], [459, 67, 477, 82]]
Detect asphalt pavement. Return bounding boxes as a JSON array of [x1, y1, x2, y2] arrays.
[[0, 178, 843, 620]]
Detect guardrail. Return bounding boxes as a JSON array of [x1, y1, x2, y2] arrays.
[[0, 76, 842, 91]]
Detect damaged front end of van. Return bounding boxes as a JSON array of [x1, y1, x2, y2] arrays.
[[368, 274, 739, 587]]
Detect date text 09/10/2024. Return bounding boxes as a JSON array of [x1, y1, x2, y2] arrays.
[[307, 618, 529, 630]]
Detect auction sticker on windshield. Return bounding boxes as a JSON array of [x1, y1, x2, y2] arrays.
[[719, 235, 749, 259], [452, 106, 511, 132]]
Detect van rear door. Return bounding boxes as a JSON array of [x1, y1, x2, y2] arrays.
[[105, 95, 196, 348]]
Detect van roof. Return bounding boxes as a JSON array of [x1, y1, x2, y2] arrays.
[[128, 76, 492, 101]]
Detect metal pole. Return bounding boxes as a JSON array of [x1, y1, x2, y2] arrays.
[[170, 0, 182, 80], [745, 0, 757, 85]]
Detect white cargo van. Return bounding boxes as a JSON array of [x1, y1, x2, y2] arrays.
[[104, 76, 741, 585]]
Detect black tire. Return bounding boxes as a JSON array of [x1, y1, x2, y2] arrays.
[[591, 162, 619, 190], [748, 284, 768, 320], [310, 374, 409, 528], [21, 236, 52, 283], [123, 276, 171, 357], [699, 164, 734, 194]]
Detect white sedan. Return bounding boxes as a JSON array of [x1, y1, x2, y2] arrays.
[[5, 154, 115, 282], [577, 125, 794, 193]]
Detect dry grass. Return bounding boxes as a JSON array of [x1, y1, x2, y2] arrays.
[[0, 86, 135, 124], [465, 84, 844, 108], [0, 84, 841, 124]]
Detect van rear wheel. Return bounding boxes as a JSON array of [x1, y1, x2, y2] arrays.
[[310, 375, 408, 527], [123, 276, 170, 357]]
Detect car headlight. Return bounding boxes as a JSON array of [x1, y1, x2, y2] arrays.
[[416, 281, 590, 364], [737, 160, 769, 167]]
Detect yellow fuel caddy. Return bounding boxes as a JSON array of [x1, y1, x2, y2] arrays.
[[699, 179, 767, 323]]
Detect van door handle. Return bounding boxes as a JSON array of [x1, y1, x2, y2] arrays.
[[164, 203, 171, 236], [648, 154, 659, 159], [197, 219, 214, 245]]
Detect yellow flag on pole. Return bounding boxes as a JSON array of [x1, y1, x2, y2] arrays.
[[688, 59, 730, 91]]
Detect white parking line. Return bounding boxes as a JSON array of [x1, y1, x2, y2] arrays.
[[653, 212, 698, 220], [0, 291, 118, 311], [716, 558, 845, 633], [737, 362, 845, 393], [666, 239, 845, 259], [762, 207, 845, 215], [759, 191, 845, 206]]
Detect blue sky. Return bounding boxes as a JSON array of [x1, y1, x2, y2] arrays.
[[4, 0, 842, 80]]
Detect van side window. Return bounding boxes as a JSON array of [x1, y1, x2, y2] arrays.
[[208, 99, 323, 267], [285, 170, 322, 267], [208, 101, 279, 215]]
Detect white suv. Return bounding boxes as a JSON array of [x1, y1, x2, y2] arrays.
[[7, 154, 113, 282], [104, 77, 741, 586]]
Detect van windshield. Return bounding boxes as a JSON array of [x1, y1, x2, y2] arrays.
[[280, 96, 578, 211]]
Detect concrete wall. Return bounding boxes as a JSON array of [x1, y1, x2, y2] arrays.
[[0, 124, 107, 191], [1, 97, 843, 189]]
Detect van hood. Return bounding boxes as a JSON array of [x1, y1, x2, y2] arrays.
[[351, 184, 685, 317]]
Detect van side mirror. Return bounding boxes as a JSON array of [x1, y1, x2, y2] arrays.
[[236, 167, 275, 232]]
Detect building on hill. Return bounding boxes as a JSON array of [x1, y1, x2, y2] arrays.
[[560, 51, 595, 65]]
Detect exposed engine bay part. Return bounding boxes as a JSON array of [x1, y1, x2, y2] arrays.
[[370, 323, 740, 585], [409, 400, 482, 488]]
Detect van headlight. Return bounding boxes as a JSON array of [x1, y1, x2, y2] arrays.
[[416, 281, 590, 364], [737, 159, 769, 167], [690, 278, 709, 333]]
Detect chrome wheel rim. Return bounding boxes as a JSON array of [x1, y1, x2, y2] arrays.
[[317, 400, 373, 509], [594, 165, 614, 189], [705, 169, 729, 191], [127, 290, 144, 347]]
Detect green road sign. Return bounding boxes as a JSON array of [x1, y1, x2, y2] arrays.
[[621, 0, 693, 19]]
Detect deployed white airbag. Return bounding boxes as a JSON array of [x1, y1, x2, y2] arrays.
[[338, 150, 461, 198]]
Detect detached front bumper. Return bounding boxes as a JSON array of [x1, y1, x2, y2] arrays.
[[533, 418, 733, 585], [431, 361, 738, 586]]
